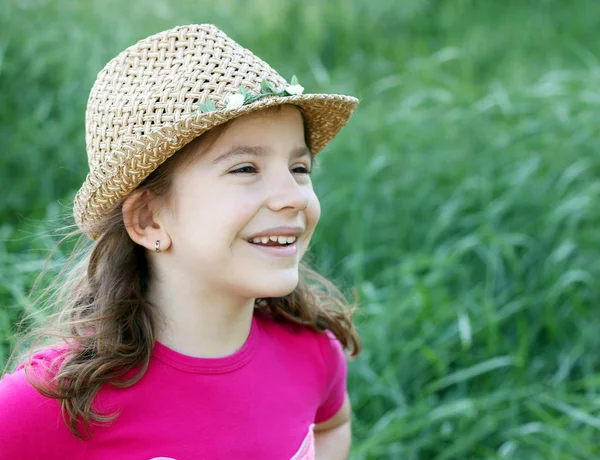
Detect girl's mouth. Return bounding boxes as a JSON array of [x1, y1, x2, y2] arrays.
[[246, 239, 298, 257]]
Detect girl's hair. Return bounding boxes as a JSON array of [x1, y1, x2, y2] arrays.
[[4, 104, 362, 441]]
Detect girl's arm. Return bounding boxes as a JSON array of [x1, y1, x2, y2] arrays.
[[313, 392, 352, 460]]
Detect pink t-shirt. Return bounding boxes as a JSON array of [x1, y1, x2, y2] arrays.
[[0, 310, 347, 459]]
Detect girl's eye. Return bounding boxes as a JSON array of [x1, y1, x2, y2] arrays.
[[292, 165, 312, 174], [229, 165, 312, 175], [230, 165, 257, 174]]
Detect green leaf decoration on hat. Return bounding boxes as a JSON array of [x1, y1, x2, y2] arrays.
[[196, 75, 304, 113], [237, 85, 250, 97], [260, 79, 277, 94], [197, 98, 217, 113]]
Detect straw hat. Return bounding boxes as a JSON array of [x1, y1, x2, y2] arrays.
[[73, 24, 360, 240]]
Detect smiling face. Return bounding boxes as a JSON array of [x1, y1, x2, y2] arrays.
[[160, 104, 321, 299]]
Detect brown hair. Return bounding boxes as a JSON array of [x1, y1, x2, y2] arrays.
[[4, 104, 362, 441]]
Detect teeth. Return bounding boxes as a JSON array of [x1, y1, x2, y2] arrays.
[[250, 235, 298, 245]]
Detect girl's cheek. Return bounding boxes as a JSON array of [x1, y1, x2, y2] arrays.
[[309, 193, 321, 224]]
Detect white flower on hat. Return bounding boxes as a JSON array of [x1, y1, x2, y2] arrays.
[[226, 93, 245, 110], [284, 84, 304, 95]]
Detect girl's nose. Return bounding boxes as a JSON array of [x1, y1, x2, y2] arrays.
[[266, 170, 309, 212]]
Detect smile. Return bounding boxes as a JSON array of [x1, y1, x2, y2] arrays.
[[249, 235, 297, 246], [246, 239, 299, 257]]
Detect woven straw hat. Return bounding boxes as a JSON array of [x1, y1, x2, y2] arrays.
[[73, 24, 359, 240]]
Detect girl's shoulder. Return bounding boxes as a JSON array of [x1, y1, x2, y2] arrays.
[[255, 313, 348, 426], [255, 310, 346, 368], [0, 343, 83, 457], [9, 341, 72, 378], [255, 310, 337, 344], [0, 342, 71, 406]]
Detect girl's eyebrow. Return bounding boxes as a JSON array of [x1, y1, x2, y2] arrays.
[[212, 145, 313, 166]]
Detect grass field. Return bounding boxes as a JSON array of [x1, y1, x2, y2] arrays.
[[2, 0, 600, 458]]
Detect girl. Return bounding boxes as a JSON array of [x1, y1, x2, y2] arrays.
[[0, 24, 361, 459]]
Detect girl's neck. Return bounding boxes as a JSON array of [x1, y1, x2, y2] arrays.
[[148, 280, 256, 359]]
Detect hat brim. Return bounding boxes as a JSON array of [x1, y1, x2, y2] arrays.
[[73, 92, 359, 240]]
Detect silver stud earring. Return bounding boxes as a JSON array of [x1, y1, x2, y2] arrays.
[[155, 240, 161, 253]]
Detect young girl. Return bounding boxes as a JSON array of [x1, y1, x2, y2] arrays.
[[0, 24, 361, 459]]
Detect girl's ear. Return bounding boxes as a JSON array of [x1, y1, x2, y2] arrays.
[[122, 189, 172, 252]]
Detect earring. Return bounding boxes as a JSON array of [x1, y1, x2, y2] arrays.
[[155, 240, 161, 253]]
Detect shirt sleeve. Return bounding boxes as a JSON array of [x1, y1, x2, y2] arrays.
[[314, 329, 348, 424], [0, 348, 84, 459]]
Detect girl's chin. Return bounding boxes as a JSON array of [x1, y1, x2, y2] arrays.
[[250, 278, 299, 297]]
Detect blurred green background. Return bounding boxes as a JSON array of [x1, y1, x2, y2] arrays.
[[2, 0, 600, 458]]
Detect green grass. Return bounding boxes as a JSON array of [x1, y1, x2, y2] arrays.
[[2, 0, 600, 457]]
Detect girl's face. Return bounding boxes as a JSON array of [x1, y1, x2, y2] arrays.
[[162, 104, 320, 299]]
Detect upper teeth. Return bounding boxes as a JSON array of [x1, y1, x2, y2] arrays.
[[251, 235, 297, 245]]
